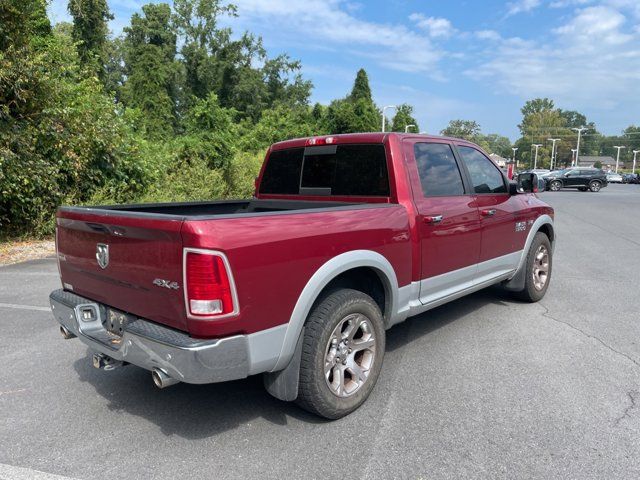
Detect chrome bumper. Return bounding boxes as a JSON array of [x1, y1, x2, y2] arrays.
[[49, 289, 250, 384]]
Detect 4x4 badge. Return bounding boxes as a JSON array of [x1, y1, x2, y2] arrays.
[[96, 243, 109, 269]]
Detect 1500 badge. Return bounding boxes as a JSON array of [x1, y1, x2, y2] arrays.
[[515, 221, 527, 232]]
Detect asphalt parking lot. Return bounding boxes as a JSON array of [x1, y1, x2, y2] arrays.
[[1, 184, 639, 480]]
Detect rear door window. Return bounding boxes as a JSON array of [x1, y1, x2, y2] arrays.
[[413, 143, 465, 196], [457, 146, 507, 194], [260, 144, 390, 196]]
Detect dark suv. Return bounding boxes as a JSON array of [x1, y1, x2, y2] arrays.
[[545, 168, 608, 192]]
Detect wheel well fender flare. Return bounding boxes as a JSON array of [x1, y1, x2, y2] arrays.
[[503, 214, 554, 291], [271, 250, 399, 371]]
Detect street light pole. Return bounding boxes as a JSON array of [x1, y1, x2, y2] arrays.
[[532, 144, 542, 169], [571, 148, 577, 167], [613, 146, 626, 173], [572, 127, 588, 167], [512, 147, 518, 168], [548, 138, 560, 170], [633, 150, 639, 174], [404, 124, 416, 133], [381, 105, 396, 132]]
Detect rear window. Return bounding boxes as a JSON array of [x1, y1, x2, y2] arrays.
[[259, 144, 390, 196]]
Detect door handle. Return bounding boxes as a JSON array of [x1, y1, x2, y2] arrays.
[[423, 215, 444, 224], [481, 209, 497, 217]]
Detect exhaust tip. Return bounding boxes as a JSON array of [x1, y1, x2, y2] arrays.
[[152, 368, 179, 389], [60, 325, 76, 340]]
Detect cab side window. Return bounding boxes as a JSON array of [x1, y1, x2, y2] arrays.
[[458, 146, 507, 194], [414, 143, 465, 197]]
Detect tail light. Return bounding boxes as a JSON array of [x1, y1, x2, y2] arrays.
[[183, 249, 238, 319]]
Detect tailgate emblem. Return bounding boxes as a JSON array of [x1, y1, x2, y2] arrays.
[[96, 243, 109, 269]]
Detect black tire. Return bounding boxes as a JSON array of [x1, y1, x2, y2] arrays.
[[578, 187, 588, 192], [296, 288, 385, 419], [513, 232, 552, 303], [549, 180, 562, 192], [589, 180, 602, 192]]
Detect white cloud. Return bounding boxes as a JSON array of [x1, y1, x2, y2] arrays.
[[506, 0, 542, 16], [475, 30, 502, 41], [232, 0, 444, 76], [409, 13, 455, 38], [550, 0, 593, 8], [471, 4, 640, 113]]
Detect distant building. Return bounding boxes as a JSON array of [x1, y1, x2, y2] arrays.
[[489, 153, 508, 167], [577, 156, 623, 170]]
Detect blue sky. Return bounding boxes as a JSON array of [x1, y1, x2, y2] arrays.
[[48, 0, 640, 140]]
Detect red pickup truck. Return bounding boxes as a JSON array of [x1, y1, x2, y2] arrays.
[[50, 133, 554, 419]]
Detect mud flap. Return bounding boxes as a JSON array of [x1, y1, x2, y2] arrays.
[[263, 327, 304, 402], [501, 262, 526, 292]]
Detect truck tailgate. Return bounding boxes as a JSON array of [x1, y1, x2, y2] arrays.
[[56, 209, 188, 331]]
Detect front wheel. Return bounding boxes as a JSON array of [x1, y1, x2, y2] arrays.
[[296, 289, 385, 419], [513, 232, 552, 302], [589, 181, 602, 192], [549, 180, 562, 191]]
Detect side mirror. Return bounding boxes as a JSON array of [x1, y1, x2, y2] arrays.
[[516, 172, 539, 193]]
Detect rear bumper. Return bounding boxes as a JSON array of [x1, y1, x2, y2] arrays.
[[49, 289, 256, 384]]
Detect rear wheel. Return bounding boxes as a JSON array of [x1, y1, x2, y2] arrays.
[[513, 232, 552, 302], [589, 181, 602, 192], [297, 289, 385, 419], [549, 180, 562, 191]]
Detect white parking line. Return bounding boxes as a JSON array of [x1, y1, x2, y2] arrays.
[[0, 463, 81, 480], [0, 303, 50, 312]]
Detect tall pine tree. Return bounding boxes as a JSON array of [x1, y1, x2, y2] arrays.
[[68, 0, 113, 78], [121, 3, 180, 137]]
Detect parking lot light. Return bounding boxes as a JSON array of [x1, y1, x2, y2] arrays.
[[613, 146, 626, 173], [572, 127, 589, 166], [548, 138, 560, 170], [532, 144, 542, 169], [633, 150, 639, 174]]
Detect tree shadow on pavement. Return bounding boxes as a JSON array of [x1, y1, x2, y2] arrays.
[[72, 286, 520, 438]]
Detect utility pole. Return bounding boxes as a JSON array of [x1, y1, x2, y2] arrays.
[[532, 144, 542, 169], [404, 124, 416, 133], [572, 127, 588, 167], [381, 105, 396, 132], [512, 147, 518, 168], [547, 138, 560, 170], [633, 150, 639, 174], [613, 146, 626, 173]]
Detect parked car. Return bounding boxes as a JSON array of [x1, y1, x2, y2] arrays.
[[545, 168, 608, 192], [50, 133, 555, 419], [606, 173, 623, 183], [622, 173, 639, 184]]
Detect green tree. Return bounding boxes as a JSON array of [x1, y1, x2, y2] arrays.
[[173, 0, 311, 122], [349, 68, 373, 102], [1, 25, 148, 236], [391, 104, 419, 133], [441, 119, 481, 140], [68, 0, 113, 78], [177, 92, 237, 170], [122, 3, 181, 137], [325, 69, 379, 134], [240, 104, 320, 152], [478, 134, 512, 157], [0, 0, 51, 51]]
